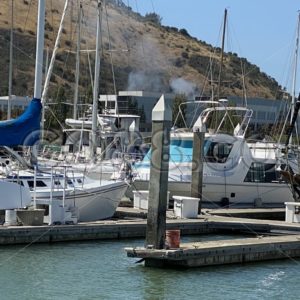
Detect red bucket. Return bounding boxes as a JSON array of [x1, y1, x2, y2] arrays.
[[165, 230, 180, 249]]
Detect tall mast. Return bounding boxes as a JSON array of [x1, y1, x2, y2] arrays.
[[91, 0, 103, 161], [8, 0, 14, 120], [30, 0, 45, 166], [291, 12, 300, 124], [34, 0, 46, 99], [217, 8, 227, 100], [73, 2, 83, 120], [288, 12, 300, 146]]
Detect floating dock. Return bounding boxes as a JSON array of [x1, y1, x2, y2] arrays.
[[122, 207, 300, 268], [125, 234, 300, 268], [2, 206, 300, 269], [0, 217, 223, 245], [0, 208, 299, 245]]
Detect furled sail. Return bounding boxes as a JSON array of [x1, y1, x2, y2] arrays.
[[0, 98, 42, 146]]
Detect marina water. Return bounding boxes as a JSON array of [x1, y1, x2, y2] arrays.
[[1, 235, 300, 299]]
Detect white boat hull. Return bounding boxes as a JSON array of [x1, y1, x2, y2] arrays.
[[129, 179, 293, 207], [71, 181, 127, 221], [129, 131, 297, 208], [34, 181, 128, 222]]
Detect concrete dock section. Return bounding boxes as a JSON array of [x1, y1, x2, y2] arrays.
[[122, 207, 300, 268], [125, 234, 300, 268], [0, 209, 300, 245], [1, 205, 300, 273]]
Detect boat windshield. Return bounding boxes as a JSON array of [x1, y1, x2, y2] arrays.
[[204, 140, 233, 163], [138, 138, 234, 166], [142, 139, 193, 163]]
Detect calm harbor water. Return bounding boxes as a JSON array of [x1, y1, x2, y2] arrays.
[[0, 235, 299, 300]]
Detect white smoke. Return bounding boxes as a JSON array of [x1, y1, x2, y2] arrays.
[[170, 77, 198, 98], [127, 71, 163, 91], [127, 36, 167, 92]]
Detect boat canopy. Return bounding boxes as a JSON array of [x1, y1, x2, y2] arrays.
[[0, 98, 42, 146]]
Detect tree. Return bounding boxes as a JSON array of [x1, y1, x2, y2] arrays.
[[144, 13, 162, 25], [179, 28, 190, 37]]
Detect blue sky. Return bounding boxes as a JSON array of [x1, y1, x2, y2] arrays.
[[130, 0, 300, 93]]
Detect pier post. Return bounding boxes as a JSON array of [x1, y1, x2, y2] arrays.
[[146, 95, 172, 249], [191, 124, 205, 213]]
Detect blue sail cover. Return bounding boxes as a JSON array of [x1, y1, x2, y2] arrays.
[[0, 98, 42, 146]]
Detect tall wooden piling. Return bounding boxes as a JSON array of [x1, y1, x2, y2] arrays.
[[191, 123, 206, 213], [146, 95, 172, 250]]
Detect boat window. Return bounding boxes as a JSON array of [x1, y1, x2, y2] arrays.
[[8, 180, 24, 186], [77, 178, 82, 184], [244, 163, 279, 183], [27, 180, 47, 188], [205, 142, 233, 163], [54, 180, 61, 186]]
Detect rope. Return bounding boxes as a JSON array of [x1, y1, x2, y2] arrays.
[[42, 0, 70, 104]]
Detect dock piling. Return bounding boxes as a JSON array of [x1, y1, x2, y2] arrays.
[[145, 94, 172, 250], [191, 127, 205, 213]]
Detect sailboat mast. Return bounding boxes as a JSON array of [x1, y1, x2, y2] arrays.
[[217, 8, 227, 100], [8, 0, 14, 120], [91, 0, 103, 161], [73, 2, 83, 120], [34, 0, 46, 99], [291, 12, 300, 124]]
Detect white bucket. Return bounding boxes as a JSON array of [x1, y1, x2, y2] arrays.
[[4, 209, 17, 226]]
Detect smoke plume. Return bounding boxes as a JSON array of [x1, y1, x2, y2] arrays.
[[170, 77, 198, 98]]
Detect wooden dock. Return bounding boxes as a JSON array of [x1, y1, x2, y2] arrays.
[[2, 206, 300, 270], [120, 207, 300, 268], [125, 234, 300, 268], [0, 208, 299, 245], [0, 217, 235, 245]]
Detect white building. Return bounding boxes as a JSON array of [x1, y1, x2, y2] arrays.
[[0, 95, 31, 116]]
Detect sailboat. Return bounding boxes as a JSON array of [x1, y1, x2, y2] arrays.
[[0, 0, 128, 223], [40, 0, 141, 179]]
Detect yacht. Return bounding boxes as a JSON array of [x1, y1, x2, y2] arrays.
[[129, 101, 298, 207]]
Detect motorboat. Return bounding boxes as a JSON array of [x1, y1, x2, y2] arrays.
[[129, 101, 298, 207]]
